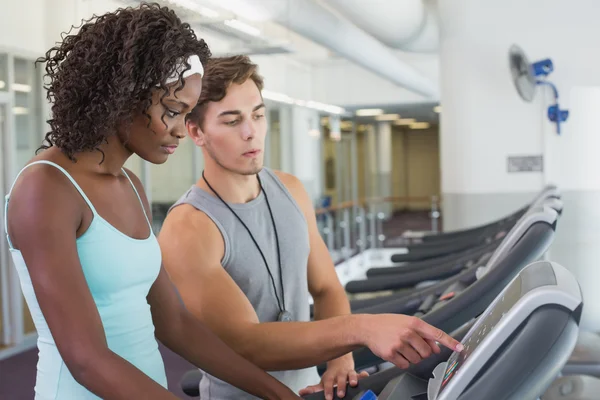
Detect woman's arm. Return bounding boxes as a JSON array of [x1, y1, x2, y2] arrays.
[[7, 166, 178, 400], [148, 267, 300, 400]]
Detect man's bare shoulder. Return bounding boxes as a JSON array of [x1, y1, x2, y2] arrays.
[[159, 204, 224, 260], [272, 170, 301, 189], [271, 170, 311, 209]]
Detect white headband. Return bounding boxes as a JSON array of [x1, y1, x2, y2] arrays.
[[164, 54, 204, 84]]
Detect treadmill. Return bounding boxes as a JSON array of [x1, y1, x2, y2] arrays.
[[303, 260, 585, 400], [398, 185, 560, 246], [346, 238, 499, 294], [346, 204, 558, 317], [385, 192, 562, 265], [347, 197, 563, 296], [349, 205, 559, 370]]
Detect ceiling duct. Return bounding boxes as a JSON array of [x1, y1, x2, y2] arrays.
[[322, 0, 440, 53], [209, 0, 438, 98]]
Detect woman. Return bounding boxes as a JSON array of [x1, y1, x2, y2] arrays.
[[4, 3, 300, 399]]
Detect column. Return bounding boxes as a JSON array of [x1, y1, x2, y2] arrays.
[[376, 121, 393, 216], [438, 0, 600, 330], [289, 106, 323, 203]]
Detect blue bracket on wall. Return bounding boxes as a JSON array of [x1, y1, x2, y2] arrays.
[[536, 79, 569, 135], [532, 59, 554, 77], [532, 59, 569, 135]]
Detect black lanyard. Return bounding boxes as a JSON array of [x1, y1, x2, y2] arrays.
[[202, 171, 292, 322]]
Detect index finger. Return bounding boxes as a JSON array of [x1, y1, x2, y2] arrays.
[[416, 320, 463, 352]]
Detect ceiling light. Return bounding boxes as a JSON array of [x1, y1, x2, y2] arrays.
[[434, 105, 442, 113], [375, 113, 400, 121], [393, 118, 416, 126], [308, 129, 320, 137], [410, 122, 430, 129], [340, 120, 353, 130], [164, 0, 219, 18], [305, 100, 345, 115], [12, 83, 31, 92], [203, 0, 271, 21], [262, 90, 294, 104], [13, 107, 28, 115], [224, 19, 261, 37], [356, 108, 383, 116], [262, 90, 346, 115], [0, 81, 5, 89]]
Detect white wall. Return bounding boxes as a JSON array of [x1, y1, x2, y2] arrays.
[[439, 0, 600, 195], [0, 0, 45, 55], [44, 0, 125, 51], [312, 52, 438, 106], [438, 0, 600, 331], [252, 55, 314, 100]]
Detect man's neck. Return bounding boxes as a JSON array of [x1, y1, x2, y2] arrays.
[[199, 165, 261, 204]]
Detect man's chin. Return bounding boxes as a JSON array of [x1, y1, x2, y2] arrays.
[[242, 165, 263, 176]]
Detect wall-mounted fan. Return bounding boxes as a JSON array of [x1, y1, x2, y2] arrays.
[[509, 44, 568, 134]]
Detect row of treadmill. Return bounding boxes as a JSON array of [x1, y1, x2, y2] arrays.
[[181, 185, 600, 399]]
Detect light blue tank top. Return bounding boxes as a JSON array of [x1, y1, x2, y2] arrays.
[[3, 160, 168, 399]]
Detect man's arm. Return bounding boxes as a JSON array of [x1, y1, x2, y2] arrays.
[[273, 171, 350, 323], [274, 171, 363, 398], [159, 203, 462, 373]]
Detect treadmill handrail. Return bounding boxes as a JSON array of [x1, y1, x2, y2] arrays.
[[478, 205, 558, 277]]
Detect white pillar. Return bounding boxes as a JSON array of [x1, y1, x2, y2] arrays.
[[439, 0, 600, 331], [288, 106, 323, 203], [366, 124, 378, 198], [376, 121, 393, 215]]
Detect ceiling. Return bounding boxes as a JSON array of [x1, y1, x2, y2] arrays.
[[120, 0, 441, 117]]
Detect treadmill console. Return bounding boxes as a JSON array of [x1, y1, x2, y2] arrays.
[[437, 274, 523, 392], [427, 261, 582, 400]]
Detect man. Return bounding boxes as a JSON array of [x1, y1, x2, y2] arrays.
[[158, 55, 462, 400]]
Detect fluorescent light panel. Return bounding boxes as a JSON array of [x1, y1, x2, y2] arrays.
[[410, 122, 430, 129], [340, 120, 353, 130], [164, 0, 219, 17], [224, 19, 261, 37], [203, 0, 270, 21], [12, 83, 31, 92], [263, 90, 346, 115], [262, 90, 294, 104], [375, 113, 400, 121], [13, 107, 28, 115], [393, 118, 416, 125], [355, 108, 383, 116]]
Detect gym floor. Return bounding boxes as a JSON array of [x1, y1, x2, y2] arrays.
[[0, 210, 434, 399]]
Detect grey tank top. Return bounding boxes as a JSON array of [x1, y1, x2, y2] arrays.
[[170, 168, 320, 399]]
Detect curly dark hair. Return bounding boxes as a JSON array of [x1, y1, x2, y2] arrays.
[[36, 2, 211, 160], [187, 55, 264, 128]]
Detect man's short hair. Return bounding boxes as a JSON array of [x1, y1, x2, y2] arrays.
[[187, 55, 264, 127]]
